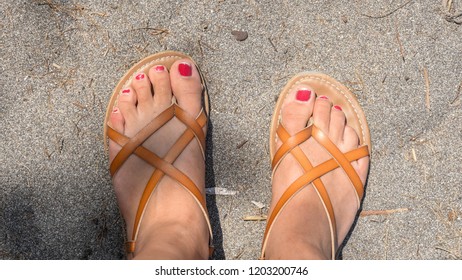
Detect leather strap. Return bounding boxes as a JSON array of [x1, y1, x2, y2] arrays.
[[107, 103, 213, 255], [261, 122, 369, 259]]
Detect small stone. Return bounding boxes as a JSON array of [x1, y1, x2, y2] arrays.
[[231, 30, 248, 41]]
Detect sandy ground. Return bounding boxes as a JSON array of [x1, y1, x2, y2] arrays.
[[0, 0, 461, 260]]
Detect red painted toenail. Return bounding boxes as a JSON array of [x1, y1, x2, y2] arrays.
[[319, 95, 328, 100], [334, 105, 342, 111], [112, 107, 119, 113], [296, 89, 311, 101], [121, 89, 130, 95], [154, 65, 165, 72], [135, 73, 145, 80], [178, 62, 192, 76]]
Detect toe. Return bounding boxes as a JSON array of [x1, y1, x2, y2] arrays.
[[117, 86, 137, 123], [343, 125, 369, 184], [342, 125, 359, 151], [280, 85, 315, 135], [148, 65, 173, 107], [328, 105, 346, 143], [109, 106, 124, 162], [132, 72, 153, 109], [170, 59, 203, 118], [313, 95, 332, 134], [110, 106, 125, 133]]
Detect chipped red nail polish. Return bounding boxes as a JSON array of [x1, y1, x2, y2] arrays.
[[319, 95, 328, 100], [135, 73, 145, 80], [334, 105, 342, 111], [154, 65, 165, 72], [178, 62, 192, 76], [121, 89, 130, 95], [296, 89, 311, 102], [112, 107, 119, 113]]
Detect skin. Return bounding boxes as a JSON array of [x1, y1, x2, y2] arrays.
[[108, 61, 369, 259], [264, 85, 369, 259], [109, 59, 209, 259]]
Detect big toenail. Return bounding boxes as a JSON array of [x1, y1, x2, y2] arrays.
[[178, 62, 192, 76], [318, 95, 328, 100], [154, 65, 165, 72], [334, 105, 342, 111], [296, 89, 311, 101], [121, 89, 130, 95], [135, 73, 145, 80]]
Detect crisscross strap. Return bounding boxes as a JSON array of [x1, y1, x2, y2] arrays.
[[107, 103, 213, 255], [261, 122, 369, 259]]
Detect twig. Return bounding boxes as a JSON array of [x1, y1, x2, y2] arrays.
[[450, 81, 461, 104], [435, 246, 461, 259], [237, 140, 249, 149], [268, 37, 277, 52], [423, 67, 430, 111], [360, 208, 409, 217], [233, 248, 245, 260], [362, 0, 414, 19], [394, 18, 405, 62], [132, 27, 170, 36]]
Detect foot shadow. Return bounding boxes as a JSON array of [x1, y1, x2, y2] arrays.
[[336, 165, 371, 260], [205, 119, 225, 260]]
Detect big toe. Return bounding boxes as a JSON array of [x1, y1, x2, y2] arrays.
[[280, 85, 315, 136], [170, 59, 203, 118]]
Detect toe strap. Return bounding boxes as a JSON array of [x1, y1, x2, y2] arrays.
[[312, 126, 365, 204]]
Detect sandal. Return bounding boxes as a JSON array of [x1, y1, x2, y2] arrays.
[[261, 72, 371, 259], [103, 51, 214, 257]]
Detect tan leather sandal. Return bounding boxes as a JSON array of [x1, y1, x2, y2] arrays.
[[260, 72, 371, 260], [103, 51, 214, 257]]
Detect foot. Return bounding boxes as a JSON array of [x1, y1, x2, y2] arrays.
[[108, 59, 209, 259], [265, 85, 370, 259]]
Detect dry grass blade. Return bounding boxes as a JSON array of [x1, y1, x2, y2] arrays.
[[360, 208, 409, 217], [243, 215, 267, 221], [435, 246, 461, 259], [395, 18, 405, 62], [423, 67, 430, 111], [362, 0, 414, 19], [450, 81, 461, 104]]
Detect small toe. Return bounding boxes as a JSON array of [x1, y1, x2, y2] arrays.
[[328, 105, 346, 143], [109, 106, 124, 162], [342, 125, 360, 151], [117, 86, 137, 122], [131, 72, 153, 109], [313, 95, 332, 134], [148, 65, 173, 107]]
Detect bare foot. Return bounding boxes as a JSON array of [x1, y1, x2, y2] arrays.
[[264, 85, 370, 259], [108, 59, 209, 259]]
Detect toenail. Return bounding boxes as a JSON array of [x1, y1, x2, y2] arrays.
[[154, 65, 165, 72], [296, 89, 312, 102], [121, 89, 130, 95], [112, 106, 119, 113], [178, 62, 192, 77], [318, 95, 329, 100], [135, 73, 145, 80], [334, 105, 342, 111]]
